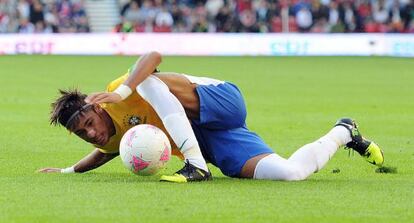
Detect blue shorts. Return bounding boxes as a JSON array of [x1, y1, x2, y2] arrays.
[[191, 82, 274, 177]]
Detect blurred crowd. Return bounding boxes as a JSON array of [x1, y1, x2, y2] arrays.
[[1, 0, 413, 33], [0, 0, 90, 33], [115, 0, 414, 33]]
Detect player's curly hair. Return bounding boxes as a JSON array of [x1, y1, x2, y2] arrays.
[[50, 89, 87, 128]]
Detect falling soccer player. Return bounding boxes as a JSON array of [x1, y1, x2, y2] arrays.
[[39, 51, 384, 182]]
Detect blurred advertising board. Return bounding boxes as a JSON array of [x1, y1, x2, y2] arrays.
[[0, 33, 413, 57]]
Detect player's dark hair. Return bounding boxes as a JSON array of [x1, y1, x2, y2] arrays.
[[50, 89, 87, 128]]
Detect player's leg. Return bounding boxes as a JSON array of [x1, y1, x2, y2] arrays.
[[253, 125, 351, 180], [153, 73, 201, 120], [253, 118, 385, 180], [136, 75, 210, 181], [155, 77, 251, 180], [190, 125, 274, 177], [196, 121, 349, 180]]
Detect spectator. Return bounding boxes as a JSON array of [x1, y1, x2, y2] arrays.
[[206, 0, 224, 18], [34, 20, 53, 33], [215, 4, 233, 32], [402, 0, 414, 30], [0, 11, 10, 33], [76, 14, 90, 32], [328, 0, 339, 26], [237, 0, 253, 13], [113, 18, 134, 32], [30, 0, 45, 25], [339, 1, 359, 32], [124, 1, 141, 23], [389, 0, 404, 32], [237, 9, 259, 32], [270, 16, 282, 32], [120, 0, 140, 17], [44, 2, 59, 33], [18, 18, 35, 33], [372, 0, 389, 24], [58, 0, 72, 20], [0, 0, 16, 33], [254, 0, 270, 22], [17, 0, 30, 20], [59, 17, 76, 32], [170, 2, 184, 26], [310, 0, 329, 23], [155, 6, 174, 32], [408, 19, 414, 32], [364, 17, 379, 32], [139, 0, 159, 21], [311, 17, 329, 32], [192, 15, 209, 32], [357, 0, 371, 21], [189, 2, 208, 31], [296, 7, 313, 32], [267, 0, 280, 19]]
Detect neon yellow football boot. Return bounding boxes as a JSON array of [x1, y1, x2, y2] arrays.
[[160, 160, 212, 183], [335, 118, 384, 166]]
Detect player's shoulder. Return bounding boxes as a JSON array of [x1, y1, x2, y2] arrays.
[[106, 73, 129, 92]]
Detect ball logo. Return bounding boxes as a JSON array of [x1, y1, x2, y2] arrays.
[[159, 145, 170, 162], [130, 155, 150, 172]]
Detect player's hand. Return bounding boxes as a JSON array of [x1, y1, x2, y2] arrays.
[[85, 92, 122, 104], [37, 168, 62, 173]]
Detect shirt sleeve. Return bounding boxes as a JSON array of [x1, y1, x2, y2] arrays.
[[106, 73, 129, 92]]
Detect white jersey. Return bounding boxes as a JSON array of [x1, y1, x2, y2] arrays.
[[183, 74, 225, 86]]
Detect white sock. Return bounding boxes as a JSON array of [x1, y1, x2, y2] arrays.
[[254, 153, 304, 181], [325, 126, 352, 146], [137, 76, 208, 171], [163, 113, 208, 171], [254, 126, 351, 181]]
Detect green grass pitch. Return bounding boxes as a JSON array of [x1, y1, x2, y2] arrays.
[[0, 56, 413, 223]]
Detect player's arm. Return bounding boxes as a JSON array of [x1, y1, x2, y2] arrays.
[[123, 51, 162, 90], [38, 148, 118, 173], [85, 51, 162, 104]]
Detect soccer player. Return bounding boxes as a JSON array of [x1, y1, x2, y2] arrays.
[[39, 52, 384, 182]]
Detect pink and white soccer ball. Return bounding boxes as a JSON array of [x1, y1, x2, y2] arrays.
[[119, 124, 171, 176]]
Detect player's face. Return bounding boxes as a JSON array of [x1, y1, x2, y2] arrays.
[[70, 107, 111, 146]]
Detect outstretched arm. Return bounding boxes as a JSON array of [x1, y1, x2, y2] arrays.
[[85, 51, 162, 104], [38, 148, 118, 173]]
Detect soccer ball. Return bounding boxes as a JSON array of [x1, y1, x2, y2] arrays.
[[119, 124, 171, 176]]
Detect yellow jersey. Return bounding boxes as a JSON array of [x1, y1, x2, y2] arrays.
[[94, 74, 183, 159]]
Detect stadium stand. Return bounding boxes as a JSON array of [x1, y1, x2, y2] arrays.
[[0, 0, 413, 33], [0, 0, 90, 33], [115, 0, 414, 33]]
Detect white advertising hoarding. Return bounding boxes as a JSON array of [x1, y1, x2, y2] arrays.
[[0, 33, 413, 57]]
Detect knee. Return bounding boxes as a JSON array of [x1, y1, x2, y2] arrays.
[[254, 154, 308, 181]]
